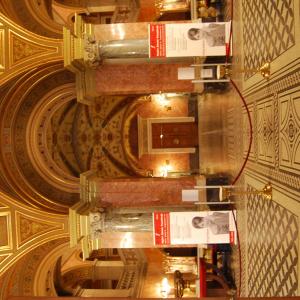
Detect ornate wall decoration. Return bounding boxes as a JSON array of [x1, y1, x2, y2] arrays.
[[70, 95, 143, 178], [0, 0, 62, 38], [54, 0, 86, 8], [0, 13, 63, 86], [46, 99, 81, 177], [27, 84, 80, 194], [62, 266, 92, 287], [10, 33, 56, 64], [0, 238, 69, 298], [0, 28, 4, 73], [0, 64, 79, 213], [0, 192, 68, 277], [0, 201, 8, 208], [0, 212, 12, 251], [0, 255, 10, 264], [16, 213, 62, 248]]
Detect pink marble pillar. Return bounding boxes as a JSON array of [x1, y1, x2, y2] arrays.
[[93, 22, 194, 95], [93, 176, 197, 207], [95, 63, 194, 95]]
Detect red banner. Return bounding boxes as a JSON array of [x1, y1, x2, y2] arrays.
[[229, 231, 235, 244], [149, 24, 166, 58], [153, 212, 170, 245]]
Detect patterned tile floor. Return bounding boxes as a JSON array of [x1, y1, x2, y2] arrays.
[[200, 0, 300, 296], [231, 0, 300, 297]]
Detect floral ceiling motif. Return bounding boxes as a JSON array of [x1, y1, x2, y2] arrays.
[[48, 95, 143, 178]]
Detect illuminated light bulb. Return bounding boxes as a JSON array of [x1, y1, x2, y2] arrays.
[[160, 161, 172, 177], [160, 277, 171, 298]]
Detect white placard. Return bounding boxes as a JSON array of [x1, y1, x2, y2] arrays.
[[170, 210, 236, 245], [178, 67, 195, 80], [201, 68, 214, 78], [166, 22, 231, 57], [182, 189, 198, 202]]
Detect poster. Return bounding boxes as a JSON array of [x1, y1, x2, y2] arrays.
[[149, 22, 231, 58], [153, 210, 236, 246], [149, 24, 166, 58], [153, 211, 170, 245]]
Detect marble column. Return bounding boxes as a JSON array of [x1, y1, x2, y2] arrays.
[[103, 212, 153, 232], [99, 39, 149, 59], [64, 16, 196, 103], [95, 62, 194, 95], [90, 176, 198, 207]]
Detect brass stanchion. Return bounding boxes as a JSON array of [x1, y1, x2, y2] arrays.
[[224, 61, 271, 79], [223, 183, 272, 200]]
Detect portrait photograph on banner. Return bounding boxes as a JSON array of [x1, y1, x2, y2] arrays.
[[153, 211, 236, 246], [149, 22, 231, 58]]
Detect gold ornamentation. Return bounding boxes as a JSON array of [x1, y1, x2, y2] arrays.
[[223, 183, 273, 200], [11, 34, 48, 64], [0, 13, 62, 85], [18, 214, 61, 245], [84, 35, 100, 68], [0, 212, 13, 250], [0, 29, 4, 71], [0, 201, 8, 208], [0, 254, 10, 263], [225, 61, 271, 79], [259, 62, 271, 79]]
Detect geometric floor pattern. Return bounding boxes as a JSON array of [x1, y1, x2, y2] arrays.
[[242, 0, 295, 79], [247, 185, 298, 297]]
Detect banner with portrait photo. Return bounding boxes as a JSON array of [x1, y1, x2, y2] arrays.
[[153, 210, 236, 246], [149, 22, 231, 58]]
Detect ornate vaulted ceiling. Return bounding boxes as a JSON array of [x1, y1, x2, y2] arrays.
[[0, 4, 151, 214], [0, 63, 79, 213], [0, 1, 160, 297], [48, 95, 146, 178], [0, 0, 62, 38]]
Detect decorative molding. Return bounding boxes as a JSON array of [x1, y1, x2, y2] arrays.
[[0, 201, 8, 208], [0, 28, 4, 72], [0, 254, 10, 264], [63, 15, 98, 104], [138, 116, 196, 155], [0, 192, 69, 276], [0, 212, 13, 251], [0, 64, 78, 213], [10, 33, 55, 65], [0, 0, 62, 38], [0, 13, 63, 86], [0, 238, 69, 298], [26, 84, 80, 193], [16, 212, 62, 247]]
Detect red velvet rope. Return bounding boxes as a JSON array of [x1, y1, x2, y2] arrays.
[[225, 0, 254, 294]]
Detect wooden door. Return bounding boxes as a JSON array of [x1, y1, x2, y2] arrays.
[[152, 122, 198, 149]]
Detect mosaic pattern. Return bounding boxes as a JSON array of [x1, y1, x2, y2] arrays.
[[256, 97, 274, 165], [247, 185, 298, 296], [279, 88, 300, 175], [243, 72, 300, 196], [226, 0, 300, 295], [242, 0, 295, 79]]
